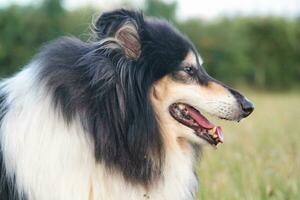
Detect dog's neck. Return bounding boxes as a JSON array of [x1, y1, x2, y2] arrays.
[[91, 139, 199, 200]]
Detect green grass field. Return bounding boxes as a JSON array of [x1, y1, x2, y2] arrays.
[[197, 91, 300, 200]]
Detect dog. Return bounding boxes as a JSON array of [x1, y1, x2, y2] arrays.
[[0, 9, 254, 200]]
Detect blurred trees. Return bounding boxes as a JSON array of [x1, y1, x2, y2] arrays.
[[0, 0, 299, 90], [145, 0, 177, 22], [0, 0, 92, 76], [178, 17, 300, 89]]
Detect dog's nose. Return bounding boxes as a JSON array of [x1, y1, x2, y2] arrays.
[[240, 98, 254, 117], [221, 86, 254, 118]]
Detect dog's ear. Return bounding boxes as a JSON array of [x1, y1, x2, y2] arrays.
[[95, 9, 142, 60]]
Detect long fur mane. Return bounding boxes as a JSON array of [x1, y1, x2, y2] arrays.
[[38, 35, 165, 184]]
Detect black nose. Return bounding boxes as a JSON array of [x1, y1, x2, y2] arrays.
[[226, 87, 254, 118], [240, 98, 254, 117]]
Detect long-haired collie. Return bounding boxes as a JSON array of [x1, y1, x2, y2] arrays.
[[0, 9, 254, 200]]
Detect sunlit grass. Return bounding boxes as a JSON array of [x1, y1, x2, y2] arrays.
[[197, 91, 300, 200]]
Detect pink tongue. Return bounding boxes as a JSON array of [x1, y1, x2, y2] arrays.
[[186, 106, 214, 129]]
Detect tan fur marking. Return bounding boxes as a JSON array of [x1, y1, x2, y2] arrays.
[[181, 51, 197, 68], [205, 81, 230, 96], [151, 77, 193, 152], [151, 87, 177, 152], [153, 75, 231, 102], [151, 77, 170, 102], [176, 137, 189, 153], [152, 84, 160, 101]]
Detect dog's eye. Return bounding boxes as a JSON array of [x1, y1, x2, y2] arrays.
[[183, 66, 194, 75]]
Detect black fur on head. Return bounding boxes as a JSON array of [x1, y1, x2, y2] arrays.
[[37, 9, 192, 186]]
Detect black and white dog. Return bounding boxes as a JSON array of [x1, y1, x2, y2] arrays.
[[0, 9, 254, 200]]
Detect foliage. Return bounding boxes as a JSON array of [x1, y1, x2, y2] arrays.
[[144, 0, 177, 22], [178, 17, 300, 89], [0, 0, 93, 76], [0, 0, 299, 90]]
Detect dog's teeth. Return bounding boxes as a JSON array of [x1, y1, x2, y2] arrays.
[[208, 126, 217, 136], [183, 109, 189, 115], [178, 104, 185, 110]]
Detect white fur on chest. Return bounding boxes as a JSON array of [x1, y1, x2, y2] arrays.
[[0, 67, 198, 200]]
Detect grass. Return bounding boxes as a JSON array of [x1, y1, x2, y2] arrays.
[[196, 91, 300, 200]]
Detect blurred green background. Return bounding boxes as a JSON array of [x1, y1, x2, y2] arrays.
[[1, 0, 300, 90], [0, 0, 299, 199]]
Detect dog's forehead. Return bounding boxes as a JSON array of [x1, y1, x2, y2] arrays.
[[182, 51, 203, 67]]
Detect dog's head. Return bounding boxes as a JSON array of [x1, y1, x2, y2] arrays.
[[39, 9, 256, 185], [94, 9, 254, 148]]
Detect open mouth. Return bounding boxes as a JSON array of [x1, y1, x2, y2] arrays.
[[169, 103, 224, 146]]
